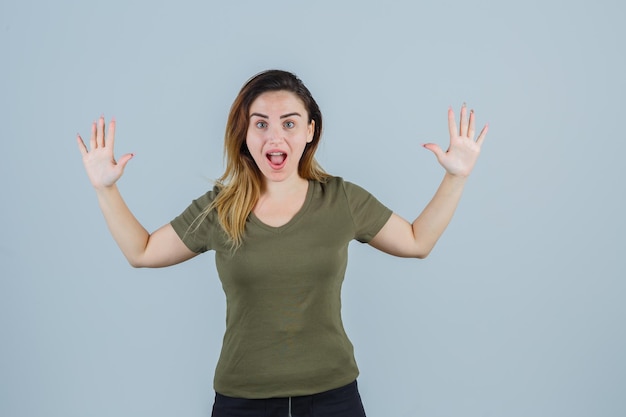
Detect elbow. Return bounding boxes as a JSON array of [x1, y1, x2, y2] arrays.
[[413, 249, 431, 259], [126, 254, 148, 268], [124, 244, 152, 268], [411, 243, 434, 259], [128, 259, 143, 268], [393, 247, 430, 259]]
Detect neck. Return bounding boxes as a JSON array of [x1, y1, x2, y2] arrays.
[[261, 175, 308, 199]]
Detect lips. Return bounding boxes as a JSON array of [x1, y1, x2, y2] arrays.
[[266, 151, 287, 169]]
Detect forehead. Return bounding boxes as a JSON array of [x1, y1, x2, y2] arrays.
[[249, 90, 307, 115]]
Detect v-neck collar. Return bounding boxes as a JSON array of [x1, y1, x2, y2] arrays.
[[248, 180, 314, 233]]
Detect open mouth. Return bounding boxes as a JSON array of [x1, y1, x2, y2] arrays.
[[266, 151, 287, 168]]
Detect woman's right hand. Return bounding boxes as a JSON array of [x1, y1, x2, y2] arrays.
[[76, 116, 134, 189]]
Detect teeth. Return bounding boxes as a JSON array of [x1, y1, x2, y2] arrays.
[[268, 152, 285, 156]]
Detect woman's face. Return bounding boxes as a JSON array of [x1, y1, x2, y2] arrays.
[[246, 90, 314, 185]]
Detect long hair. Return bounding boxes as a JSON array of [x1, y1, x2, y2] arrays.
[[194, 70, 329, 249]]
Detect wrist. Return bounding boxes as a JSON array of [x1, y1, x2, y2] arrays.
[[443, 172, 469, 184], [94, 183, 119, 197]]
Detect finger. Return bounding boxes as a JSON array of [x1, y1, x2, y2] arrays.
[[476, 123, 489, 147], [459, 102, 468, 137], [117, 152, 134, 171], [76, 134, 88, 156], [448, 107, 458, 139], [107, 118, 116, 150], [90, 121, 97, 149], [422, 143, 444, 160], [96, 116, 105, 148], [468, 109, 476, 139]]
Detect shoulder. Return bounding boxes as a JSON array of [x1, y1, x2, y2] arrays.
[[314, 176, 351, 199], [321, 176, 371, 198], [316, 176, 358, 192], [313, 176, 379, 206], [187, 183, 222, 207], [171, 183, 222, 227], [170, 183, 224, 253]]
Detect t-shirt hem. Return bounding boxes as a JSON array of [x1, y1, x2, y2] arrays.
[[214, 372, 360, 399]]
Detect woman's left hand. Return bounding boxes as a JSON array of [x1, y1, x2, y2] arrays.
[[423, 103, 489, 177]]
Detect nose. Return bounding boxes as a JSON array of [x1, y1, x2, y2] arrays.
[[267, 124, 285, 144]]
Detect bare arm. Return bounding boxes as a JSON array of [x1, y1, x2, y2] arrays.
[[77, 116, 197, 268], [369, 104, 489, 258], [93, 185, 196, 267]]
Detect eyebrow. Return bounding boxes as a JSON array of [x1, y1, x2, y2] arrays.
[[249, 112, 303, 119]]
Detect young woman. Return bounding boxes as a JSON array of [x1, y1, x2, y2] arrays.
[[76, 69, 488, 417]]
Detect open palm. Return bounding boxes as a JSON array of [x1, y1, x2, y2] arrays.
[[423, 104, 488, 177], [76, 116, 133, 189]]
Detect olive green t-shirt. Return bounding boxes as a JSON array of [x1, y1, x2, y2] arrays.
[[170, 176, 392, 399]]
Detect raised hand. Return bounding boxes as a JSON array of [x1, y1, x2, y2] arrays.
[[76, 116, 134, 189], [423, 104, 488, 177]]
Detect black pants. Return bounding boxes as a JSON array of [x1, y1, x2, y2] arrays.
[[211, 380, 367, 417]]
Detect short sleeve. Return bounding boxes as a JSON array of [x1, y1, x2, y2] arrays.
[[170, 186, 220, 253], [342, 180, 393, 243]]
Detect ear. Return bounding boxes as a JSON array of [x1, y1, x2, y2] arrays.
[[307, 120, 315, 143]]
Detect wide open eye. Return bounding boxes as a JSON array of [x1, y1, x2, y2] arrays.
[[255, 121, 267, 129]]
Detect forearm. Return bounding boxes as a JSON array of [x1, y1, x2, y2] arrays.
[[411, 173, 467, 256], [369, 104, 487, 259], [95, 185, 150, 266]]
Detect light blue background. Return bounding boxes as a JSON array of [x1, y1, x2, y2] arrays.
[[2, 0, 624, 416]]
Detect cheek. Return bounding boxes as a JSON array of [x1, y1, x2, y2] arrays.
[[243, 137, 260, 163], [245, 133, 259, 152]]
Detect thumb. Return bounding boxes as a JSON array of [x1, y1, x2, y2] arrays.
[[117, 153, 135, 170], [422, 143, 444, 159]]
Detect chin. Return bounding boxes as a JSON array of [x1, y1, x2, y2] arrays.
[[262, 169, 299, 184]]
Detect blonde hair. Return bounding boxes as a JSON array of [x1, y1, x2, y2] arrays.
[[194, 70, 329, 248]]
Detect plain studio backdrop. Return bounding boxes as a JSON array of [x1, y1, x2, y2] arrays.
[[1, 0, 624, 416]]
